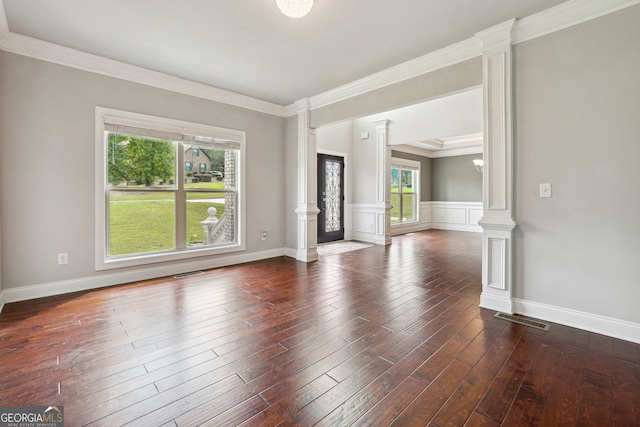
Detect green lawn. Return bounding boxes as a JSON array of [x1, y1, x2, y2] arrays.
[[391, 192, 416, 223], [108, 191, 226, 255]]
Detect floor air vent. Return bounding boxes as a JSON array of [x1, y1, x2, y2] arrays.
[[173, 271, 204, 279], [494, 312, 550, 331]]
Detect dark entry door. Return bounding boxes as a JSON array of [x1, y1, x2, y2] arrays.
[[317, 154, 345, 244]]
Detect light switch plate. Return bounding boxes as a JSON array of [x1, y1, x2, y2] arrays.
[[540, 183, 552, 198]]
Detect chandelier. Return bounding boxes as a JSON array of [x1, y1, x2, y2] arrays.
[[276, 0, 315, 18]]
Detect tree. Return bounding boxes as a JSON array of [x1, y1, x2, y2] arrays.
[[202, 147, 225, 173], [108, 133, 175, 186]]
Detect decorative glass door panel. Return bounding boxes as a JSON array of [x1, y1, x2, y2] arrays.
[[317, 154, 344, 243]]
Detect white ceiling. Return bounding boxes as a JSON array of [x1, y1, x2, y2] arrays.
[[2, 0, 568, 106]]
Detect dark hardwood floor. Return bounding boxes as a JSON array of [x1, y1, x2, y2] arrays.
[[1, 230, 639, 426]]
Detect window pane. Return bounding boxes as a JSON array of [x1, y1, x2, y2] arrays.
[[391, 193, 400, 224], [107, 132, 176, 189], [401, 169, 414, 191], [184, 145, 227, 189], [391, 167, 399, 192], [108, 191, 175, 256], [402, 193, 416, 222], [186, 191, 236, 246]]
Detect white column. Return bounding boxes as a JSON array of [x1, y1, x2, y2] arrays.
[[475, 20, 517, 313], [295, 99, 320, 262], [375, 120, 392, 245]]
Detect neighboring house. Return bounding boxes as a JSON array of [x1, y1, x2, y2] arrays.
[[184, 146, 211, 175]]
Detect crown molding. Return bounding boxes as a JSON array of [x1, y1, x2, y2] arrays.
[[391, 143, 483, 159], [2, 0, 638, 118], [307, 37, 482, 111], [0, 32, 287, 117], [302, 0, 640, 114], [514, 0, 640, 44]]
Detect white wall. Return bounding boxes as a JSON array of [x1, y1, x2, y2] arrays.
[[513, 5, 640, 326], [0, 52, 286, 298]]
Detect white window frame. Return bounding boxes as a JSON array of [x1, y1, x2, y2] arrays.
[[391, 157, 420, 225], [94, 107, 246, 270]]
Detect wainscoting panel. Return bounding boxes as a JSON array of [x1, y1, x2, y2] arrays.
[[350, 204, 388, 244], [426, 201, 483, 233]]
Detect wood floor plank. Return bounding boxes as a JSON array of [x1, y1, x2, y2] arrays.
[[501, 387, 547, 426], [476, 332, 542, 422], [576, 369, 612, 426], [390, 359, 472, 427], [2, 230, 639, 426]]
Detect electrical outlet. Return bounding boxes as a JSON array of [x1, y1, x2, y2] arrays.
[[58, 253, 68, 265], [261, 231, 267, 241]]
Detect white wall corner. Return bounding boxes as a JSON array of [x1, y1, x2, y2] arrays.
[[513, 298, 640, 345]]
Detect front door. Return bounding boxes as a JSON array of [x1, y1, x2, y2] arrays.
[[317, 154, 344, 244]]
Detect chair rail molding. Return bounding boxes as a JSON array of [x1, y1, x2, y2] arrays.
[[295, 99, 320, 262], [475, 20, 517, 314]]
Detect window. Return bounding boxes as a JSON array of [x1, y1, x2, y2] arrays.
[[199, 163, 207, 173], [391, 158, 419, 224], [95, 107, 245, 270], [192, 148, 199, 156]]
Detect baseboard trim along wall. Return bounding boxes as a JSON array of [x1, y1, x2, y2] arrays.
[[514, 298, 640, 344], [390, 201, 483, 237], [0, 248, 286, 309]]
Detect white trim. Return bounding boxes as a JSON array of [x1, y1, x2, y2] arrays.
[[514, 0, 640, 44], [296, 0, 640, 113], [514, 298, 640, 345], [95, 107, 247, 271], [307, 38, 482, 111], [423, 201, 483, 233], [0, 33, 286, 117], [0, 248, 286, 305], [350, 203, 389, 245], [390, 221, 430, 236], [480, 293, 514, 314], [1, 1, 636, 118], [393, 144, 484, 159]]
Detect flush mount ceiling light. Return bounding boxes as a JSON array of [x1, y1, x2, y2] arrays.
[[276, 0, 315, 18]]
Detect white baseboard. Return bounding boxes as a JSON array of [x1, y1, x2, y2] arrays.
[[430, 223, 482, 233], [513, 298, 640, 344], [0, 289, 6, 314], [480, 293, 514, 314], [0, 248, 286, 308], [283, 247, 298, 258], [391, 222, 431, 236]]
